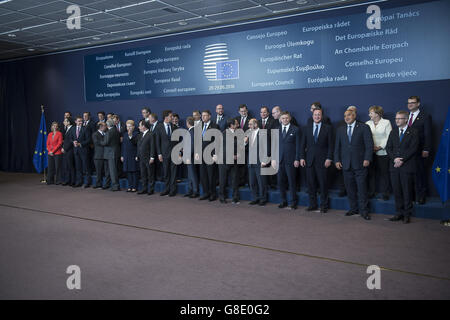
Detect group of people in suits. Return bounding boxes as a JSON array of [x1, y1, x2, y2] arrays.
[[46, 96, 432, 224]]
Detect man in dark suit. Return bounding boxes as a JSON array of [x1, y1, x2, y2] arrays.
[[334, 109, 374, 220], [61, 117, 75, 186], [407, 95, 432, 204], [101, 119, 121, 191], [217, 118, 241, 204], [273, 111, 301, 210], [185, 117, 199, 198], [83, 111, 96, 185], [300, 109, 334, 213], [136, 119, 156, 195], [214, 104, 227, 132], [155, 110, 178, 196], [198, 110, 219, 201], [92, 122, 108, 189], [258, 106, 277, 189], [71, 116, 92, 188], [236, 104, 250, 131], [247, 118, 270, 206], [386, 110, 419, 224]]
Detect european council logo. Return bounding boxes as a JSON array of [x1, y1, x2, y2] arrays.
[[203, 43, 239, 81]]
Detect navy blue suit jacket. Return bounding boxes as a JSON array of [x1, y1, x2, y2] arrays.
[[300, 122, 334, 167], [279, 124, 301, 165]]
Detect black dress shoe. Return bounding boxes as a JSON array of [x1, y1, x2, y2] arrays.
[[289, 204, 297, 210], [62, 182, 69, 186], [184, 193, 193, 197], [232, 199, 240, 204], [249, 200, 259, 205], [259, 201, 267, 206], [219, 198, 227, 204], [199, 195, 210, 200], [137, 190, 147, 194], [147, 191, 154, 195], [111, 187, 120, 192], [389, 215, 403, 221], [209, 196, 217, 202], [190, 193, 199, 198], [73, 184, 82, 188], [278, 202, 287, 209], [345, 211, 357, 216], [320, 208, 328, 213], [160, 191, 169, 196], [92, 185, 101, 189], [169, 192, 176, 197], [102, 185, 110, 190], [403, 216, 410, 224], [306, 206, 318, 211], [362, 214, 371, 220], [82, 184, 90, 188]]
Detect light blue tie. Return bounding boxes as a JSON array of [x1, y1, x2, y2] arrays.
[[347, 125, 352, 143], [202, 124, 207, 137], [314, 124, 318, 143]]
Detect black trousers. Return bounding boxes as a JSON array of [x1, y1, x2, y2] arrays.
[[368, 155, 390, 196], [162, 158, 177, 194], [74, 148, 91, 185], [62, 150, 75, 185], [200, 163, 217, 197], [414, 154, 427, 200], [139, 159, 155, 192], [343, 168, 369, 215], [47, 154, 62, 184], [278, 162, 297, 205], [218, 163, 239, 200], [306, 164, 329, 209], [94, 159, 107, 187], [390, 170, 414, 218]]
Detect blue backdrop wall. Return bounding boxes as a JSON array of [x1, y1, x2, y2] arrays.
[[0, 0, 448, 196]]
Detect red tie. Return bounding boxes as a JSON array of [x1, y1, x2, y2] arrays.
[[241, 118, 244, 129], [408, 114, 414, 127], [262, 119, 266, 129]]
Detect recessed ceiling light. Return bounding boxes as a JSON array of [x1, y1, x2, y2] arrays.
[[178, 21, 187, 26], [296, 0, 308, 4], [92, 36, 101, 40], [7, 33, 16, 37], [27, 48, 35, 51], [84, 17, 94, 22]]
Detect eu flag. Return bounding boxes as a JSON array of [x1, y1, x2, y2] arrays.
[[33, 111, 48, 173], [432, 106, 450, 203], [216, 60, 239, 80]]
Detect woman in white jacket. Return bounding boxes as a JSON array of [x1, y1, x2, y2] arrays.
[[366, 106, 392, 200]]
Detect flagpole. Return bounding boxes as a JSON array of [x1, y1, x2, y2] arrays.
[[40, 105, 47, 184]]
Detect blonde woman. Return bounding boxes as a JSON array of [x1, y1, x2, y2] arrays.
[[366, 106, 392, 200]]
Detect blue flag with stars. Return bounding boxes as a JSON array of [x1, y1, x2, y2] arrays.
[[33, 112, 48, 173], [432, 106, 450, 203]]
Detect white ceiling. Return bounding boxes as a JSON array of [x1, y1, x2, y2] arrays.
[[0, 0, 369, 61]]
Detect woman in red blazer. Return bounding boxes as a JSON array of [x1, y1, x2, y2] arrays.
[[46, 121, 63, 185]]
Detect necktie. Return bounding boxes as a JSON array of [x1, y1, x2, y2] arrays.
[[217, 116, 220, 124], [314, 124, 318, 143], [83, 121, 86, 126], [167, 124, 171, 137], [262, 119, 266, 129], [400, 128, 404, 142], [282, 126, 287, 138], [408, 114, 414, 127], [241, 117, 244, 129], [202, 124, 207, 136], [347, 125, 352, 143], [76, 126, 80, 138]]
